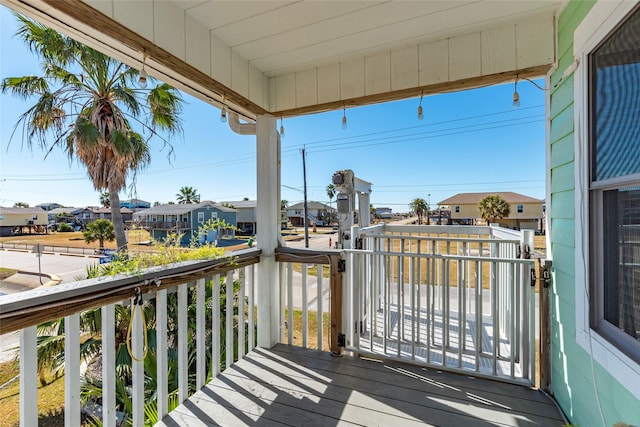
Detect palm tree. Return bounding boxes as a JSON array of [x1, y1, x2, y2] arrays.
[[176, 186, 200, 204], [409, 198, 428, 224], [83, 218, 115, 250], [478, 194, 510, 224], [13, 202, 29, 207], [1, 15, 183, 252], [99, 192, 110, 208], [326, 184, 336, 225]]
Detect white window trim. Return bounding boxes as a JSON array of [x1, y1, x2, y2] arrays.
[[573, 0, 640, 400]]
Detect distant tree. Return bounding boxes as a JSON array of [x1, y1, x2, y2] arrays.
[[478, 194, 510, 224], [83, 219, 115, 250], [176, 186, 200, 204], [326, 184, 336, 206], [168, 201, 175, 205], [409, 198, 428, 224], [153, 201, 161, 207], [222, 203, 235, 209], [13, 202, 29, 208], [281, 199, 289, 210], [99, 192, 110, 208], [243, 197, 249, 201]]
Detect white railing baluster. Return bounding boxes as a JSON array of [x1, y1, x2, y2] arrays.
[[212, 274, 221, 378], [132, 297, 144, 427], [102, 304, 116, 426], [302, 264, 308, 348], [248, 265, 255, 352], [317, 265, 323, 350], [279, 262, 285, 342], [287, 263, 293, 345], [20, 326, 37, 427], [238, 268, 246, 359], [65, 313, 80, 427], [156, 290, 168, 419], [178, 284, 188, 403], [226, 271, 234, 370], [196, 278, 206, 390]]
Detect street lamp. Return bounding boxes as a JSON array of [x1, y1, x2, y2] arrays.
[[427, 194, 431, 225]]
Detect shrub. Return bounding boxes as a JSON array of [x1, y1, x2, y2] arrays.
[[57, 223, 73, 232]]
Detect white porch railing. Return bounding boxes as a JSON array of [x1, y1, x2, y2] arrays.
[[0, 248, 260, 427], [344, 224, 536, 385]]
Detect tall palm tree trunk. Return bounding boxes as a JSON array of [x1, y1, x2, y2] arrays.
[[108, 188, 127, 251]]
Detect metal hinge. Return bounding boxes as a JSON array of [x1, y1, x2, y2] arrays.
[[337, 333, 346, 347], [531, 259, 552, 288], [355, 237, 364, 250], [337, 259, 346, 272]]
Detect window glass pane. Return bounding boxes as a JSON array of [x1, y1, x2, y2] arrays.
[[591, 8, 640, 181], [602, 186, 640, 341]]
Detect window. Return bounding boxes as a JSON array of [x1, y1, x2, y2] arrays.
[[198, 212, 204, 223], [454, 206, 460, 213], [588, 5, 640, 362], [517, 204, 524, 214], [212, 212, 218, 220]]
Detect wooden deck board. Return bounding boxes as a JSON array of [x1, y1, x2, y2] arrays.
[[158, 344, 565, 427]]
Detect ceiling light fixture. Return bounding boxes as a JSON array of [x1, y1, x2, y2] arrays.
[[512, 76, 520, 108], [417, 92, 424, 121], [138, 51, 148, 89], [341, 107, 347, 130], [220, 96, 227, 123]]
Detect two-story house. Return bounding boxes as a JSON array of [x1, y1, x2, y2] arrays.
[[133, 201, 237, 246]]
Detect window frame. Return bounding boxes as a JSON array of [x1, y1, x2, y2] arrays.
[[573, 0, 640, 399], [455, 205, 460, 213], [516, 204, 524, 214], [197, 211, 204, 224]]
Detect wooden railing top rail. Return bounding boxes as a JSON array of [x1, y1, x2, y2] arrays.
[[0, 247, 262, 335], [275, 246, 341, 265]]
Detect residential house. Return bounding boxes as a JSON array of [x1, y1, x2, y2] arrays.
[[439, 192, 544, 230], [76, 207, 134, 225], [221, 200, 256, 235], [4, 2, 639, 426], [0, 206, 47, 236], [287, 201, 335, 226], [133, 201, 237, 246], [120, 198, 151, 210], [47, 207, 83, 223], [374, 207, 393, 219], [35, 202, 64, 211]]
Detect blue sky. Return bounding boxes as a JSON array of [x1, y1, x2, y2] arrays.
[[0, 6, 545, 211]]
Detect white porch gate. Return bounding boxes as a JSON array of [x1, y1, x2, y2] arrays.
[[344, 224, 537, 385]]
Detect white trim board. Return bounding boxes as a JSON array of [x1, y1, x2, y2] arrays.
[[572, 0, 640, 401]]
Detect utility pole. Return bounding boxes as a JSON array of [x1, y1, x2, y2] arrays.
[[301, 147, 309, 248]]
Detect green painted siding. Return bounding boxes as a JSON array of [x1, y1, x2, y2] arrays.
[[549, 1, 640, 425]]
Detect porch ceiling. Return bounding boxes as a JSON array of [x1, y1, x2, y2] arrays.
[[3, 0, 562, 119]]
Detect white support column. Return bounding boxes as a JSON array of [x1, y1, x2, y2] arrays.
[[358, 192, 371, 229], [256, 114, 280, 348]]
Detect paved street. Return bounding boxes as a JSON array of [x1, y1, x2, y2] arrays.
[[0, 249, 99, 363]]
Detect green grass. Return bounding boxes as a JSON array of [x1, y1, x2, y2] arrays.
[[0, 361, 66, 427], [0, 268, 17, 281]]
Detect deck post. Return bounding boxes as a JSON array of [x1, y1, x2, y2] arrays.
[[330, 254, 344, 355], [539, 258, 552, 391], [256, 114, 280, 348]]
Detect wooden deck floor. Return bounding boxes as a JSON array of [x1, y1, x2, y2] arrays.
[[158, 344, 565, 427]]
